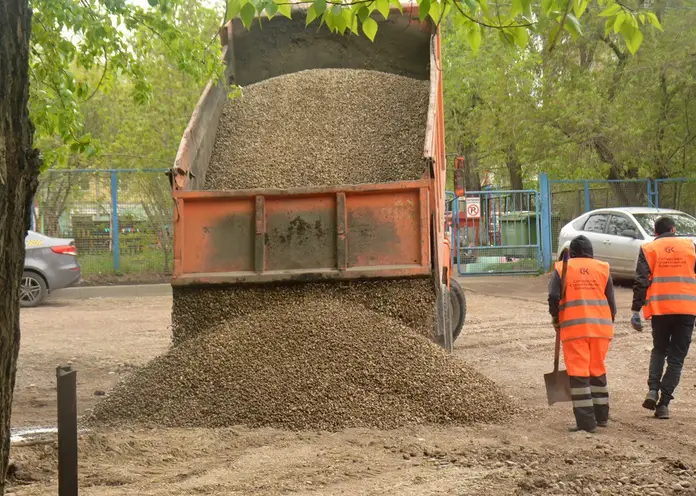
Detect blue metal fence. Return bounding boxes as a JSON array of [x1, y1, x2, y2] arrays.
[[33, 170, 695, 281], [31, 169, 171, 280], [449, 189, 541, 276], [449, 176, 696, 276]]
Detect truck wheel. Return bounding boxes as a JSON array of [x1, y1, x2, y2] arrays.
[[449, 278, 466, 342], [20, 271, 48, 308]]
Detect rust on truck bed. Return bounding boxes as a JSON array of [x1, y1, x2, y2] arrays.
[[172, 180, 431, 286]]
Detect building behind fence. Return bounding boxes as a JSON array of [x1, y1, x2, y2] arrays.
[[32, 169, 172, 279], [30, 170, 696, 281]]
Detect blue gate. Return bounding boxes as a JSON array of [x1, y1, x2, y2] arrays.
[[450, 189, 541, 276]]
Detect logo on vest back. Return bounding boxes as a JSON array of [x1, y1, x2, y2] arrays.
[[665, 246, 675, 254], [580, 268, 590, 275]]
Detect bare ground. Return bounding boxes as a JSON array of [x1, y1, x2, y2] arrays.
[[7, 276, 696, 495]]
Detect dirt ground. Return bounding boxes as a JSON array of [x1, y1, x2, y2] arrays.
[[7, 275, 696, 495]]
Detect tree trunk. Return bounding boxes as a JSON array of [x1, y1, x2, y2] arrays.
[[505, 145, 524, 191], [462, 143, 481, 191], [0, 0, 41, 493]]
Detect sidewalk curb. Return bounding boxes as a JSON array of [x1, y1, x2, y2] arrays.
[[52, 283, 172, 300]]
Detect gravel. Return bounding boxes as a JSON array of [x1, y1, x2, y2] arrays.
[[171, 279, 436, 345], [203, 68, 430, 190], [93, 66, 515, 432], [89, 297, 516, 431]]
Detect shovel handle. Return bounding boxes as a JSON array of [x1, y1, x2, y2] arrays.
[[554, 252, 568, 373]]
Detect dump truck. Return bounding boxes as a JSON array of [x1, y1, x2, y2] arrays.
[[168, 5, 466, 350]]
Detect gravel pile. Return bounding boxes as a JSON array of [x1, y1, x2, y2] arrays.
[[90, 297, 515, 430], [171, 279, 436, 344], [203, 68, 430, 190]]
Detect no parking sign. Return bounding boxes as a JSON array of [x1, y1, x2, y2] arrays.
[[465, 197, 481, 219]]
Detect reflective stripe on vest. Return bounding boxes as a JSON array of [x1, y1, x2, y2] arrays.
[[643, 237, 696, 318], [555, 258, 613, 342]]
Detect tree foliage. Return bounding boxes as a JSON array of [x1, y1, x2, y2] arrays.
[[443, 0, 696, 189]]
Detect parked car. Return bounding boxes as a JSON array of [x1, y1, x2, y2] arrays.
[[557, 207, 696, 279], [22, 231, 82, 307]]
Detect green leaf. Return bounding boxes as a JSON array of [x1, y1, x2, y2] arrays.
[[277, 2, 292, 19], [509, 26, 528, 47], [639, 13, 645, 24], [613, 11, 625, 33], [305, 4, 317, 24], [541, 0, 556, 16], [265, 1, 278, 18], [335, 9, 348, 33], [498, 29, 515, 47], [240, 2, 256, 28], [357, 6, 370, 21], [573, 0, 588, 18], [463, 0, 477, 12], [621, 22, 643, 54], [389, 0, 403, 13], [510, 0, 523, 18], [479, 0, 490, 16], [229, 0, 244, 20], [598, 3, 621, 16], [467, 23, 482, 52], [147, 0, 158, 6], [314, 0, 326, 16], [604, 17, 613, 37], [376, 0, 390, 19], [343, 8, 356, 33], [429, 1, 442, 23], [564, 13, 582, 38], [362, 16, 378, 41], [646, 11, 663, 31], [419, 0, 431, 21]]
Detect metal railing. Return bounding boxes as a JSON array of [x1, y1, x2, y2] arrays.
[[31, 169, 171, 280]]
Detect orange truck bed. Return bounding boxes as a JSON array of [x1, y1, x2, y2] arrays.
[[169, 6, 453, 346]]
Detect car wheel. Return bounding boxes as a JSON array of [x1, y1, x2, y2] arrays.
[[20, 271, 48, 308]]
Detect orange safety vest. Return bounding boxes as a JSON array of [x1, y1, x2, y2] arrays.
[[642, 237, 696, 318], [554, 258, 613, 342]]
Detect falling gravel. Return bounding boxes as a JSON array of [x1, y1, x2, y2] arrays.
[[171, 279, 437, 345], [203, 69, 430, 190], [90, 297, 515, 431]]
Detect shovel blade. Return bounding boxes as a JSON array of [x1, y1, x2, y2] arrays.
[[544, 369, 572, 406]]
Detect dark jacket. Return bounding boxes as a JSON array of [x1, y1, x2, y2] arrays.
[[631, 232, 696, 312], [548, 236, 617, 322]]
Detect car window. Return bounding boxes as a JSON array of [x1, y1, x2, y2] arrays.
[[606, 215, 637, 237], [633, 213, 696, 236], [583, 214, 609, 234]]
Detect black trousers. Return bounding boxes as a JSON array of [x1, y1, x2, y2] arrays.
[[648, 314, 695, 404]]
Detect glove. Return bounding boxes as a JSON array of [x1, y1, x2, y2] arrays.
[[631, 312, 643, 332], [552, 317, 561, 333]]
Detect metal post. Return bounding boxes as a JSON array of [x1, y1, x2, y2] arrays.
[[57, 365, 78, 496], [583, 182, 591, 213], [110, 171, 120, 271], [539, 173, 553, 272]]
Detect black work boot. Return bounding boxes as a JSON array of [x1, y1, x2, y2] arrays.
[[642, 390, 658, 410], [568, 425, 597, 433], [655, 403, 670, 419]]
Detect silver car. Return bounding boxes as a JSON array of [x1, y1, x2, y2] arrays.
[[23, 231, 82, 307], [557, 207, 696, 279]]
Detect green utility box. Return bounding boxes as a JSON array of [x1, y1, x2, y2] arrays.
[[499, 211, 538, 246]]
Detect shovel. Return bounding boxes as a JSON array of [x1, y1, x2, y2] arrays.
[[544, 253, 572, 406]]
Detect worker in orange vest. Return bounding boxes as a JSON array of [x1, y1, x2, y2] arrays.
[[631, 216, 696, 420], [548, 235, 617, 433]]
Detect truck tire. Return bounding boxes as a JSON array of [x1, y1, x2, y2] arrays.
[[449, 278, 466, 342]]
